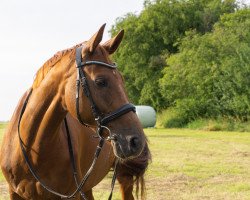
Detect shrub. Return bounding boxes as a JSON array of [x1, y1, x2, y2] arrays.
[[160, 9, 250, 124]]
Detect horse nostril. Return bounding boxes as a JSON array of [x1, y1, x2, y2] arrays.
[[130, 136, 140, 150]]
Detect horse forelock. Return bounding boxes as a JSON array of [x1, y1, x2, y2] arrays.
[[99, 45, 112, 62]]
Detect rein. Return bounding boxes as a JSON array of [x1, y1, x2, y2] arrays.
[[17, 45, 136, 199]]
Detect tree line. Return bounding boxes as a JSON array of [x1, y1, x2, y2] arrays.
[[110, 0, 250, 126]]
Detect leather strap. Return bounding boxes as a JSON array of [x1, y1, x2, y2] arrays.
[[75, 47, 101, 125], [64, 118, 87, 199], [108, 159, 118, 200], [75, 69, 92, 127], [101, 103, 136, 125]]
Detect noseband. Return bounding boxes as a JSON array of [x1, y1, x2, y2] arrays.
[[75, 46, 136, 139], [17, 45, 136, 199]]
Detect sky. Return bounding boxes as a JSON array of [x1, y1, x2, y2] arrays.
[[0, 0, 144, 121], [0, 0, 249, 121]]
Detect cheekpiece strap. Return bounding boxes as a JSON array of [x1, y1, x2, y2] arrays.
[[76, 46, 83, 68]]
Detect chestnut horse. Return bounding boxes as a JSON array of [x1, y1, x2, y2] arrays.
[[0, 24, 150, 200]]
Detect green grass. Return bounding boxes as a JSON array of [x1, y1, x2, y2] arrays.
[[93, 129, 250, 199], [157, 109, 250, 132], [0, 123, 7, 182], [0, 123, 8, 200], [1, 124, 250, 199], [0, 123, 7, 145]]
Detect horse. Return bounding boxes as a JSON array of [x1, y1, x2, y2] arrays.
[[0, 24, 150, 200]]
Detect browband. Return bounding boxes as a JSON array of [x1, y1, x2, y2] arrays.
[[77, 60, 117, 69], [75, 46, 117, 69]]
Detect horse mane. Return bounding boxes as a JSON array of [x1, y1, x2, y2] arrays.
[[32, 42, 84, 89], [32, 40, 113, 89]]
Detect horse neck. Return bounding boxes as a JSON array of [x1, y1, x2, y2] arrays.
[[20, 58, 74, 148]]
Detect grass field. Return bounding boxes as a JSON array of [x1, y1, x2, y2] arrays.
[[0, 123, 250, 200]]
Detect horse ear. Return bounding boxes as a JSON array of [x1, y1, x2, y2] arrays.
[[103, 30, 124, 54], [86, 24, 106, 53]]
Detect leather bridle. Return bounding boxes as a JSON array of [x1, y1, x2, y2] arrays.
[[75, 46, 136, 138], [17, 45, 136, 199]]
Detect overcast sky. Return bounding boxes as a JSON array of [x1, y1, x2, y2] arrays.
[[0, 0, 144, 121], [0, 0, 249, 121]]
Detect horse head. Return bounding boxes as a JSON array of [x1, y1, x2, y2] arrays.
[[65, 24, 147, 160]]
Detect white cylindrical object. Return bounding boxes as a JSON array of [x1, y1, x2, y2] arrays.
[[135, 106, 156, 128]]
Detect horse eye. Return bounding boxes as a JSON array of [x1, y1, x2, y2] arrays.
[[95, 78, 108, 87]]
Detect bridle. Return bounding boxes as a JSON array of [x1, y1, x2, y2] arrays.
[[17, 45, 136, 199], [75, 45, 136, 138]]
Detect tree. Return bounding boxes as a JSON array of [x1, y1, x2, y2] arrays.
[[110, 0, 236, 110]]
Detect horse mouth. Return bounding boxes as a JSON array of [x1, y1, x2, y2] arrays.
[[111, 138, 145, 161]]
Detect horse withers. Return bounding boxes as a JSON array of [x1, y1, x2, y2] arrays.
[[0, 24, 150, 200]]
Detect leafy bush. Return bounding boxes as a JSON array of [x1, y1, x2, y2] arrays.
[[160, 9, 250, 124]]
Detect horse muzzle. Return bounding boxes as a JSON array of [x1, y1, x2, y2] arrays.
[[111, 132, 145, 160]]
